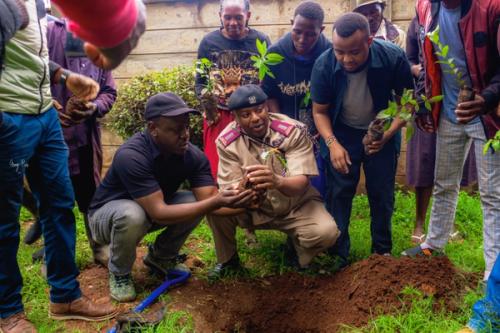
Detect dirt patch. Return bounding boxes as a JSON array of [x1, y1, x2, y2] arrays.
[[170, 255, 478, 333], [63, 254, 478, 332]]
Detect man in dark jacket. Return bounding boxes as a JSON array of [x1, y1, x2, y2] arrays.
[[311, 13, 414, 266], [262, 1, 331, 196]]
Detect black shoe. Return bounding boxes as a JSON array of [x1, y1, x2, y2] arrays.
[[208, 254, 242, 282], [283, 236, 300, 269], [24, 220, 42, 245]]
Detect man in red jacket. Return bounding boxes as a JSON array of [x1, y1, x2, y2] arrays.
[[402, 0, 500, 284]]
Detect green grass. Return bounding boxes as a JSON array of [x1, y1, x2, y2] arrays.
[[17, 190, 485, 332]]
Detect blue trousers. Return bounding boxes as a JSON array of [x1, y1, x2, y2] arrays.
[[324, 121, 398, 261], [310, 147, 326, 198], [469, 254, 500, 332], [0, 109, 81, 318]]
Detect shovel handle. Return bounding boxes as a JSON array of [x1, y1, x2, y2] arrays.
[[107, 270, 191, 333]]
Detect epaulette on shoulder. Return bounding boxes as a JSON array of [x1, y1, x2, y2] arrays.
[[270, 119, 295, 137], [218, 129, 241, 147]]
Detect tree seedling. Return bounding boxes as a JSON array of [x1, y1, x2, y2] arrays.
[[195, 57, 219, 124], [363, 88, 443, 154], [251, 38, 284, 81], [428, 26, 475, 103]]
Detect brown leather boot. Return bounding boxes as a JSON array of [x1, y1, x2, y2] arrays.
[[0, 312, 37, 333], [49, 296, 117, 322]]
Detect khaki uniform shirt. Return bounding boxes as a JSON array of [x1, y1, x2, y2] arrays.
[[216, 113, 321, 225]]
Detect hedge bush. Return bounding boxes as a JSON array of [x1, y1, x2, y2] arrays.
[[107, 66, 204, 148]]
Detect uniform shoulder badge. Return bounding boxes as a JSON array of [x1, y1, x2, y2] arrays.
[[270, 120, 295, 137], [219, 129, 241, 147]]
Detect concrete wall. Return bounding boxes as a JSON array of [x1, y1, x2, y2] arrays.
[[103, 0, 417, 186]]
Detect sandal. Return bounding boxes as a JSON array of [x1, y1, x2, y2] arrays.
[[411, 233, 426, 244]]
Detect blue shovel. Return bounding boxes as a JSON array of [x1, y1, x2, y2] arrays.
[[108, 269, 191, 333]]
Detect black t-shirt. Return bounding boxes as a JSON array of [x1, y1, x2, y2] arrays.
[[195, 28, 271, 108], [89, 131, 214, 213]]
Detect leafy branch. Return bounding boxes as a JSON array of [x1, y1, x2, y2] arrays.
[[300, 90, 311, 109], [428, 26, 466, 87], [484, 130, 500, 154], [251, 39, 284, 81], [195, 57, 215, 95], [376, 88, 443, 141]]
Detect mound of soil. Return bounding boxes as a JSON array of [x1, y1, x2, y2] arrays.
[[170, 255, 478, 332]]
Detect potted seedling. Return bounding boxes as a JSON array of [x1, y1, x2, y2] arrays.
[[195, 57, 219, 125], [363, 88, 443, 154], [251, 38, 284, 81], [428, 26, 474, 103]]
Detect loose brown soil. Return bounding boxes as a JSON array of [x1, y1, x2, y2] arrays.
[[65, 253, 478, 332]]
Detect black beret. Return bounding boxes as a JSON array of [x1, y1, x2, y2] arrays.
[[144, 92, 198, 121], [227, 84, 267, 111]]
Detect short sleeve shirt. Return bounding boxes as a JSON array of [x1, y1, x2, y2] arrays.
[[89, 132, 214, 213]]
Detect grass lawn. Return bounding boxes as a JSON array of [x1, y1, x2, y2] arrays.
[[17, 190, 485, 332]]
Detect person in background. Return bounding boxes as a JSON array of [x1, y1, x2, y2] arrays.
[[404, 16, 477, 244], [195, 0, 271, 181], [311, 13, 413, 268], [262, 1, 331, 197], [353, 0, 406, 49]]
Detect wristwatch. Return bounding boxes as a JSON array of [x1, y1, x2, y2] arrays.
[[325, 135, 337, 148], [59, 69, 71, 86]]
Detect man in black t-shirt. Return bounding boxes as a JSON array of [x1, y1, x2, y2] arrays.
[[88, 93, 253, 302]]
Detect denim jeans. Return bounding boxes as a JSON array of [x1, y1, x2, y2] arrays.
[[324, 121, 398, 261], [0, 109, 81, 318], [88, 191, 202, 276]]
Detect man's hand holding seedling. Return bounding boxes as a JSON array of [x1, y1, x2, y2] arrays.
[[456, 94, 485, 124]]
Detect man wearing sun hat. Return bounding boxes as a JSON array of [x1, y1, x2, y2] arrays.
[[206, 84, 339, 279], [87, 92, 254, 302], [353, 0, 406, 49]]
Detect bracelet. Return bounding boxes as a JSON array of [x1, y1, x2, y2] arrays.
[[325, 135, 337, 148], [59, 69, 71, 86]]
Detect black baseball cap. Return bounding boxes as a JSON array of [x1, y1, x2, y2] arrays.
[[144, 92, 199, 121], [228, 84, 267, 111]]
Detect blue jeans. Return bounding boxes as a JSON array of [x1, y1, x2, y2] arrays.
[[324, 121, 398, 261], [469, 254, 500, 332], [0, 109, 80, 318]]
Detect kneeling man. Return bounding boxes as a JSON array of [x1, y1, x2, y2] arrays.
[[208, 84, 339, 277], [88, 93, 251, 301]]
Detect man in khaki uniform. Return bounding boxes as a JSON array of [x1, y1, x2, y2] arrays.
[[207, 84, 339, 277]]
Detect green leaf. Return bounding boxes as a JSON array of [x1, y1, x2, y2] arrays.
[[428, 95, 443, 103], [256, 38, 266, 57], [266, 70, 276, 79], [483, 140, 492, 155], [406, 123, 415, 142], [258, 66, 266, 81], [250, 55, 260, 62], [377, 111, 392, 119], [383, 120, 392, 131], [442, 45, 449, 58], [424, 101, 432, 111], [493, 140, 500, 152], [266, 53, 285, 63]]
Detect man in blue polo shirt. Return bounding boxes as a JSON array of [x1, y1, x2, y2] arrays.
[[87, 92, 253, 302], [311, 13, 413, 266]]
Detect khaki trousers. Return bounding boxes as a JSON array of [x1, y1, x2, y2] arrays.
[[207, 199, 339, 267]]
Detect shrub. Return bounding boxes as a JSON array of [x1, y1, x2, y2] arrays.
[[107, 65, 204, 148]]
